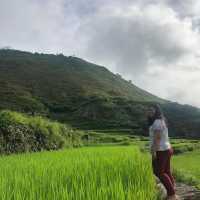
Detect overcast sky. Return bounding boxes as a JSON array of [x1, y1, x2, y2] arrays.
[[0, 0, 200, 107]]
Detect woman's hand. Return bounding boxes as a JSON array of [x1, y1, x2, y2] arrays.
[[151, 146, 157, 159], [152, 151, 157, 159]]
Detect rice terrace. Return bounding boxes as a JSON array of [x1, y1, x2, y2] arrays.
[[1, 0, 200, 199], [0, 110, 200, 199]]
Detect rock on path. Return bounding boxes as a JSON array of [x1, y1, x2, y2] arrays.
[[175, 182, 200, 200]]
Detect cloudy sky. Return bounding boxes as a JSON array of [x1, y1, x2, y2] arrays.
[[1, 0, 200, 107]]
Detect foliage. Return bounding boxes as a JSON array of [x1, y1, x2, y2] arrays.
[[0, 110, 82, 154], [172, 142, 200, 154]]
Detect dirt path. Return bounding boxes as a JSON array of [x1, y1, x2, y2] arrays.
[[156, 177, 200, 200], [175, 182, 200, 200]]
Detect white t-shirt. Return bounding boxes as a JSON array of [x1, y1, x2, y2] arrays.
[[149, 119, 171, 151]]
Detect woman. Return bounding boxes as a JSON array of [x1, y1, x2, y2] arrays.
[[147, 104, 179, 200]]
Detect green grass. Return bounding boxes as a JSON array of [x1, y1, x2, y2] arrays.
[[83, 131, 200, 154], [172, 150, 200, 189], [0, 146, 157, 200]]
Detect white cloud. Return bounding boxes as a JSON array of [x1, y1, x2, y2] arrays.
[[0, 0, 80, 54], [78, 2, 200, 107]]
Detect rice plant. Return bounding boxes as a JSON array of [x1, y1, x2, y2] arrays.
[[0, 146, 157, 200]]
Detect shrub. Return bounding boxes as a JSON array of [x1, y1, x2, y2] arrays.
[[0, 110, 82, 154], [173, 143, 200, 155]]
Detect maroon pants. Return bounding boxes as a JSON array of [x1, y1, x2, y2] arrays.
[[152, 148, 175, 196]]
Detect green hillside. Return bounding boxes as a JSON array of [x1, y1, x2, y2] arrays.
[[0, 49, 161, 110], [0, 49, 200, 137]]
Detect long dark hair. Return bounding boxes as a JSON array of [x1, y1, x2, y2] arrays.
[[148, 104, 166, 127]]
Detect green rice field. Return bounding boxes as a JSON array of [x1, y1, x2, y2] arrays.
[[0, 146, 157, 200], [172, 149, 200, 189]]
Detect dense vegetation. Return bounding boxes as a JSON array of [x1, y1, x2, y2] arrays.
[[0, 110, 82, 154], [0, 49, 200, 137], [0, 146, 157, 200]]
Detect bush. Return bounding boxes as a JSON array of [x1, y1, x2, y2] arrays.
[[173, 143, 200, 155], [0, 110, 82, 154]]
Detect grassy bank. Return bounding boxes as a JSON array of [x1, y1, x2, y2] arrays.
[[0, 110, 82, 154]]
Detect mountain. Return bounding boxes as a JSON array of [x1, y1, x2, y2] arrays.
[[0, 49, 200, 138]]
